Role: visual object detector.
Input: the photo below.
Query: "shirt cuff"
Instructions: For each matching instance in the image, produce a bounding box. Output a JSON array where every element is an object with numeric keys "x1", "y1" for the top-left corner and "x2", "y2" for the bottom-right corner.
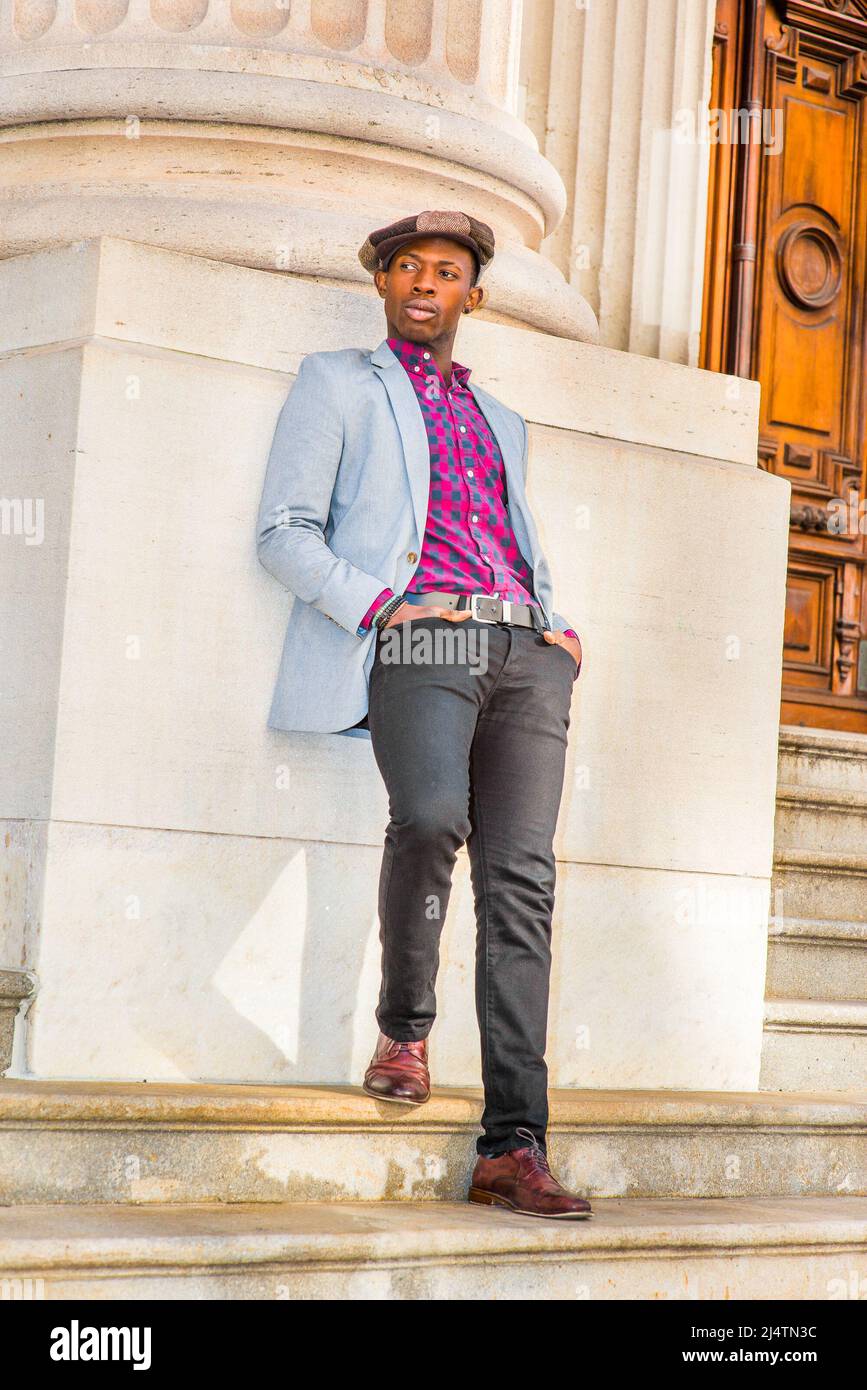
[{"x1": 357, "y1": 588, "x2": 395, "y2": 635}]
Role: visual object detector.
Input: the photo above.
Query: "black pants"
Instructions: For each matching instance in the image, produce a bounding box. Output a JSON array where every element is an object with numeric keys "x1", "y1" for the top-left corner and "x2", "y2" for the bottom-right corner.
[{"x1": 366, "y1": 614, "x2": 577, "y2": 1157}]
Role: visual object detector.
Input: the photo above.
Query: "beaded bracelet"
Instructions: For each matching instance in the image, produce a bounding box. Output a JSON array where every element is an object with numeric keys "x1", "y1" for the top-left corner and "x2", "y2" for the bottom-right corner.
[
  {"x1": 370, "y1": 594, "x2": 397, "y2": 627},
  {"x1": 373, "y1": 593, "x2": 407, "y2": 631},
  {"x1": 368, "y1": 597, "x2": 391, "y2": 628}
]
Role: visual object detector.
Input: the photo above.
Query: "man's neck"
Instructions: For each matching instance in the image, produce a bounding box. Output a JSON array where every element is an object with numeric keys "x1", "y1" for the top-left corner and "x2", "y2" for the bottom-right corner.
[{"x1": 386, "y1": 322, "x2": 458, "y2": 386}]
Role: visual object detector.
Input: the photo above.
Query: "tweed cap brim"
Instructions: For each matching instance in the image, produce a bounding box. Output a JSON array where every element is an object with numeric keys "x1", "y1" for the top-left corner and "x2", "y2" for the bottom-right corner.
[{"x1": 358, "y1": 210, "x2": 495, "y2": 279}]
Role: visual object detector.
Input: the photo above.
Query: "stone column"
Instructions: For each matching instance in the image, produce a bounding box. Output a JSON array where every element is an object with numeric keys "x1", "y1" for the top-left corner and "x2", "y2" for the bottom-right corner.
[
  {"x1": 519, "y1": 0, "x2": 717, "y2": 363},
  {"x1": 0, "y1": 0, "x2": 598, "y2": 340}
]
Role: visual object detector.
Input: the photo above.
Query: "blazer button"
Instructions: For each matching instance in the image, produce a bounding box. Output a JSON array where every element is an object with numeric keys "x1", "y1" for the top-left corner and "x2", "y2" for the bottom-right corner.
[{"x1": 407, "y1": 551, "x2": 418, "y2": 563}]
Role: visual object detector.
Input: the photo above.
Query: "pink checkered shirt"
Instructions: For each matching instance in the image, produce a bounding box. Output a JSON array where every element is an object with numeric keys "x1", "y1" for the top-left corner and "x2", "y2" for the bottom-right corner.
[{"x1": 358, "y1": 335, "x2": 577, "y2": 638}]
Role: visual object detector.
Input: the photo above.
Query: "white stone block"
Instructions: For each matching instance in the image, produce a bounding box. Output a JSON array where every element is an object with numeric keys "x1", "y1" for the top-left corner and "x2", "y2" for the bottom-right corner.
[{"x1": 0, "y1": 238, "x2": 791, "y2": 1089}]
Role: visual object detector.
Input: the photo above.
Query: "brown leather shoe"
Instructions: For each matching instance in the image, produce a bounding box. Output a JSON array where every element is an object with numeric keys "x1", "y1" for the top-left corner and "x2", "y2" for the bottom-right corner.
[
  {"x1": 468, "y1": 1127, "x2": 592, "y2": 1219},
  {"x1": 362, "y1": 1030, "x2": 430, "y2": 1105}
]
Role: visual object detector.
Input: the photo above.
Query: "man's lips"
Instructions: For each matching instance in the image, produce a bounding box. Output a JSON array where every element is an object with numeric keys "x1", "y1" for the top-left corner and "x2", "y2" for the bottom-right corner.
[{"x1": 403, "y1": 302, "x2": 438, "y2": 321}]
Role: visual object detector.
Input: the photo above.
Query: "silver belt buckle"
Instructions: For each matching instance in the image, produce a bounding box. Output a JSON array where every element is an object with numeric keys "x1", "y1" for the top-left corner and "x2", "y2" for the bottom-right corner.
[{"x1": 470, "y1": 593, "x2": 502, "y2": 623}]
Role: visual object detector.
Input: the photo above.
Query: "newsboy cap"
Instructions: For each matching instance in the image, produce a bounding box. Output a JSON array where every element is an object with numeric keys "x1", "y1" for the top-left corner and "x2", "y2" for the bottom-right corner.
[{"x1": 358, "y1": 210, "x2": 495, "y2": 279}]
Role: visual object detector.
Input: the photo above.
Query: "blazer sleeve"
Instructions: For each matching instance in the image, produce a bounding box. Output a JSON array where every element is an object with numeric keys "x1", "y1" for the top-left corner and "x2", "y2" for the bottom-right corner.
[
  {"x1": 256, "y1": 354, "x2": 394, "y2": 638},
  {"x1": 519, "y1": 414, "x2": 580, "y2": 642}
]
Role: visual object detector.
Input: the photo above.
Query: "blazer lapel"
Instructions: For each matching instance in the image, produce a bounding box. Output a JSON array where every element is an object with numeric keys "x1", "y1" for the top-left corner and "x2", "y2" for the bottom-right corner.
[{"x1": 370, "y1": 339, "x2": 431, "y2": 543}]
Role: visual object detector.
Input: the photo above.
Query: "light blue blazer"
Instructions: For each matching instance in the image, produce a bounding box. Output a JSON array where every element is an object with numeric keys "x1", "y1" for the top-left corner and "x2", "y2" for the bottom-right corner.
[{"x1": 256, "y1": 338, "x2": 575, "y2": 739}]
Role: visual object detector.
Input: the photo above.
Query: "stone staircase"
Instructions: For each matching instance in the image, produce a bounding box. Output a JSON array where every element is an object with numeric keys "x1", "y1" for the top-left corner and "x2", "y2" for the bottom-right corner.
[
  {"x1": 762, "y1": 727, "x2": 867, "y2": 1091},
  {"x1": 3, "y1": 725, "x2": 866, "y2": 1299},
  {"x1": 0, "y1": 1079, "x2": 865, "y2": 1298}
]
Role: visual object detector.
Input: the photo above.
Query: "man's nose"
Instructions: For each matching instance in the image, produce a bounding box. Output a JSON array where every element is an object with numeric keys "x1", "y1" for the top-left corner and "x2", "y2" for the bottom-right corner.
[{"x1": 411, "y1": 276, "x2": 436, "y2": 295}]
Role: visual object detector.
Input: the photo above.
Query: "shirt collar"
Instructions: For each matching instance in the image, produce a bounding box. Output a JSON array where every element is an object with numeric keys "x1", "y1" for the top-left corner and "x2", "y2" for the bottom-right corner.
[{"x1": 387, "y1": 335, "x2": 472, "y2": 392}]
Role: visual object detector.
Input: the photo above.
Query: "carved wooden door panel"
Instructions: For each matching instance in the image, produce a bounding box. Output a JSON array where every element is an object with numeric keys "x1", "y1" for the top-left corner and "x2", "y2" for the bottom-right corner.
[{"x1": 702, "y1": 0, "x2": 867, "y2": 731}]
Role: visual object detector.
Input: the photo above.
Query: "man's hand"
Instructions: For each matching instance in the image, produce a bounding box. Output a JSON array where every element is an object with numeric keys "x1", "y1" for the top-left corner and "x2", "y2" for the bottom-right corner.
[
  {"x1": 543, "y1": 629, "x2": 583, "y2": 672},
  {"x1": 381, "y1": 602, "x2": 474, "y2": 628}
]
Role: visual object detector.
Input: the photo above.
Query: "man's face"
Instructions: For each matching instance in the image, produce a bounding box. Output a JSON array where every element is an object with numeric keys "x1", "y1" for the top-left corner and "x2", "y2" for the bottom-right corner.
[{"x1": 375, "y1": 236, "x2": 484, "y2": 346}]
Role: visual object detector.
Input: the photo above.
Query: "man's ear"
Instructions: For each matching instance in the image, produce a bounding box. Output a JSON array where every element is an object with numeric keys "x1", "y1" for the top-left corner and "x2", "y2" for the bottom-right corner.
[
  {"x1": 374, "y1": 269, "x2": 387, "y2": 299},
  {"x1": 466, "y1": 283, "x2": 486, "y2": 312}
]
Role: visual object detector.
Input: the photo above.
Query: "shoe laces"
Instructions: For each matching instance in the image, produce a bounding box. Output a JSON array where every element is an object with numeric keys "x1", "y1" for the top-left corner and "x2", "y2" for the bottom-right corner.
[{"x1": 514, "y1": 1125, "x2": 552, "y2": 1177}]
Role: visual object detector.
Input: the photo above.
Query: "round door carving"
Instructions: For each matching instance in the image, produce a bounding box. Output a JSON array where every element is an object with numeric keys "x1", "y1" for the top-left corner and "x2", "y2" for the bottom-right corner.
[{"x1": 776, "y1": 221, "x2": 842, "y2": 310}]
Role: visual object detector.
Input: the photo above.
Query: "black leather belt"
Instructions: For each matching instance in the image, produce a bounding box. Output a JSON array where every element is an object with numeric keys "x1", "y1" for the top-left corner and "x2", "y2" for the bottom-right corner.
[{"x1": 402, "y1": 590, "x2": 546, "y2": 631}]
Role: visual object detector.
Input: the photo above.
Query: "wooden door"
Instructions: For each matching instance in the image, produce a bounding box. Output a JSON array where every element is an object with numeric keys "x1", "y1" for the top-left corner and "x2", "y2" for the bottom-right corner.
[{"x1": 702, "y1": 0, "x2": 867, "y2": 731}]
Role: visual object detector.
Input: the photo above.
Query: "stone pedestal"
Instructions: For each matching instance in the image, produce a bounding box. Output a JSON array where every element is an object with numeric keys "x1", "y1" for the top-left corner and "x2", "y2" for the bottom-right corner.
[
  {"x1": 0, "y1": 970, "x2": 37, "y2": 1074},
  {"x1": 0, "y1": 235, "x2": 791, "y2": 1089}
]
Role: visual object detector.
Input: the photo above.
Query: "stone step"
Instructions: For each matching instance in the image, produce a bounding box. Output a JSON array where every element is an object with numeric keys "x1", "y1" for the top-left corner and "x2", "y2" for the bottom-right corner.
[
  {"x1": 771, "y1": 855, "x2": 867, "y2": 924},
  {"x1": 766, "y1": 916, "x2": 867, "y2": 1002},
  {"x1": 778, "y1": 726, "x2": 867, "y2": 797},
  {"x1": 774, "y1": 783, "x2": 867, "y2": 857},
  {"x1": 1, "y1": 1080, "x2": 865, "y2": 1204},
  {"x1": 1, "y1": 1196, "x2": 865, "y2": 1300},
  {"x1": 761, "y1": 1001, "x2": 867, "y2": 1091}
]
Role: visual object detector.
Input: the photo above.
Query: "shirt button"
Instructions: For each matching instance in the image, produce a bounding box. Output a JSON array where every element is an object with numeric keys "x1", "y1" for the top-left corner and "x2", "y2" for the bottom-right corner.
[
  {"x1": 423, "y1": 352, "x2": 430, "y2": 359},
  {"x1": 414, "y1": 365, "x2": 421, "y2": 372},
  {"x1": 472, "y1": 514, "x2": 478, "y2": 522},
  {"x1": 467, "y1": 469, "x2": 474, "y2": 477},
  {"x1": 459, "y1": 425, "x2": 467, "y2": 433},
  {"x1": 407, "y1": 551, "x2": 417, "y2": 563}
]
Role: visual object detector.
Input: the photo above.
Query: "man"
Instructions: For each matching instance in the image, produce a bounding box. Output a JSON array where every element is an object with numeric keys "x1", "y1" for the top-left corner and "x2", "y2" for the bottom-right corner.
[{"x1": 256, "y1": 209, "x2": 592, "y2": 1220}]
